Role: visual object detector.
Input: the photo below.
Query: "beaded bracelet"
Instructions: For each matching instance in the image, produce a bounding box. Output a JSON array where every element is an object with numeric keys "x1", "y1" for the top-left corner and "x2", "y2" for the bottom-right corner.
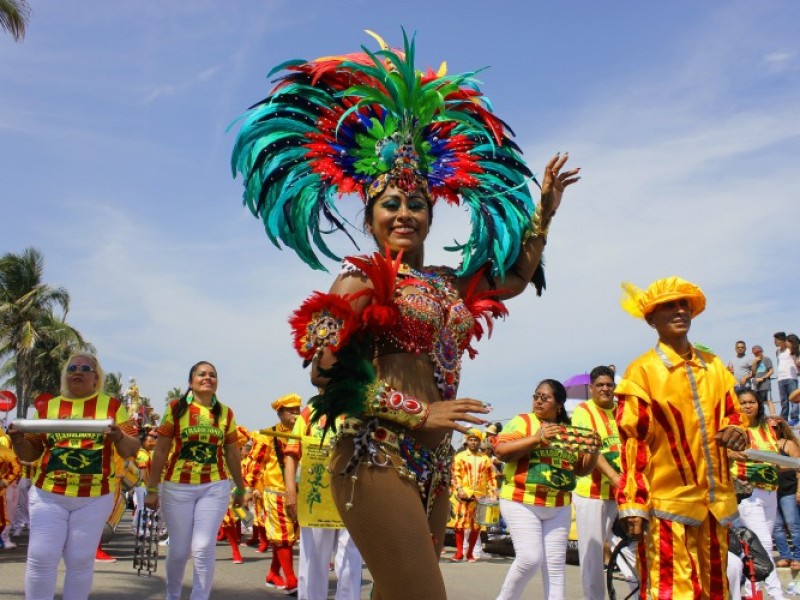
[{"x1": 145, "y1": 485, "x2": 159, "y2": 493}]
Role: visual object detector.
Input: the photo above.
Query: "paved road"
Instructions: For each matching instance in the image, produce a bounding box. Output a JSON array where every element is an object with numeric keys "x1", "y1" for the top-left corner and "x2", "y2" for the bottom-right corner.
[{"x1": 0, "y1": 515, "x2": 636, "y2": 599}]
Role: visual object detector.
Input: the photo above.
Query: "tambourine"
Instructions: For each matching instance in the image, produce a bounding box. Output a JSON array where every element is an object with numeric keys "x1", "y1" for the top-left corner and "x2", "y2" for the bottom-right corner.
[
  {"x1": 546, "y1": 425, "x2": 602, "y2": 455},
  {"x1": 13, "y1": 418, "x2": 113, "y2": 434}
]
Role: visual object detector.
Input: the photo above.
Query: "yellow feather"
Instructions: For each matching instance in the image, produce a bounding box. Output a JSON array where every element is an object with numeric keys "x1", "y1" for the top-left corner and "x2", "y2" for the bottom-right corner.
[
  {"x1": 436, "y1": 61, "x2": 448, "y2": 77},
  {"x1": 364, "y1": 29, "x2": 389, "y2": 50},
  {"x1": 620, "y1": 281, "x2": 645, "y2": 319}
]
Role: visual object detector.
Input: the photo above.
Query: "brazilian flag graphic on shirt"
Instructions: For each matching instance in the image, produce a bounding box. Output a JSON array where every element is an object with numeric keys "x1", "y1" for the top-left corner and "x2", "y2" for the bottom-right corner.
[
  {"x1": 178, "y1": 441, "x2": 218, "y2": 465},
  {"x1": 46, "y1": 447, "x2": 103, "y2": 474},
  {"x1": 526, "y1": 462, "x2": 576, "y2": 491}
]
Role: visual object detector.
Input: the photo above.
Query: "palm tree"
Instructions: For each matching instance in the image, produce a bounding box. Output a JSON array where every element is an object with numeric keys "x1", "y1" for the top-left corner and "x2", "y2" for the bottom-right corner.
[
  {"x1": 104, "y1": 372, "x2": 123, "y2": 397},
  {"x1": 0, "y1": 0, "x2": 30, "y2": 41},
  {"x1": 0, "y1": 248, "x2": 71, "y2": 416},
  {"x1": 0, "y1": 309, "x2": 92, "y2": 410}
]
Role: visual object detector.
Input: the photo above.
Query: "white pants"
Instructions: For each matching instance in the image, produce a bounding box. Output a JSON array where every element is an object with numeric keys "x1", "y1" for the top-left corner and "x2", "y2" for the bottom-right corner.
[
  {"x1": 131, "y1": 486, "x2": 146, "y2": 535},
  {"x1": 25, "y1": 486, "x2": 115, "y2": 600},
  {"x1": 573, "y1": 494, "x2": 616, "y2": 600},
  {"x1": 496, "y1": 499, "x2": 571, "y2": 600},
  {"x1": 13, "y1": 477, "x2": 31, "y2": 531},
  {"x1": 298, "y1": 527, "x2": 362, "y2": 600},
  {"x1": 160, "y1": 480, "x2": 230, "y2": 600},
  {"x1": 738, "y1": 488, "x2": 785, "y2": 600},
  {"x1": 729, "y1": 551, "x2": 744, "y2": 600}
]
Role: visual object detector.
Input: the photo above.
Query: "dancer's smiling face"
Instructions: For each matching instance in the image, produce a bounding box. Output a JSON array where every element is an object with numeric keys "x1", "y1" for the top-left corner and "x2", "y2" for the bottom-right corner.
[{"x1": 366, "y1": 185, "x2": 431, "y2": 258}]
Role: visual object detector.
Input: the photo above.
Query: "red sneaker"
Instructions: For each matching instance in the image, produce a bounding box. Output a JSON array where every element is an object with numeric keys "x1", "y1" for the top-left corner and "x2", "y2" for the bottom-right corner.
[
  {"x1": 265, "y1": 572, "x2": 286, "y2": 589},
  {"x1": 283, "y1": 578, "x2": 298, "y2": 595},
  {"x1": 95, "y1": 548, "x2": 117, "y2": 563},
  {"x1": 451, "y1": 552, "x2": 464, "y2": 562}
]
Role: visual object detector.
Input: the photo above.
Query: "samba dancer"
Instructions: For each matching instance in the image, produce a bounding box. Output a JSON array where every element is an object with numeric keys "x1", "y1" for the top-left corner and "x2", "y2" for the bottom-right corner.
[
  {"x1": 7, "y1": 353, "x2": 139, "y2": 600},
  {"x1": 231, "y1": 30, "x2": 578, "y2": 599}
]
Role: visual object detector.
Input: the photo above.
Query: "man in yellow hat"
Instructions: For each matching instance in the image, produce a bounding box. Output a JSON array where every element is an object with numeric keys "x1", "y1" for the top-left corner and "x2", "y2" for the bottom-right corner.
[
  {"x1": 450, "y1": 428, "x2": 497, "y2": 562},
  {"x1": 243, "y1": 393, "x2": 301, "y2": 593},
  {"x1": 616, "y1": 277, "x2": 748, "y2": 600}
]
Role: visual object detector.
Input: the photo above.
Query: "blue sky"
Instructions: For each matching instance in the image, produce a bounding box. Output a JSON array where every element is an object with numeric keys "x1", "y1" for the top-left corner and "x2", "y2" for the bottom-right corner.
[{"x1": 2, "y1": 1, "x2": 799, "y2": 431}]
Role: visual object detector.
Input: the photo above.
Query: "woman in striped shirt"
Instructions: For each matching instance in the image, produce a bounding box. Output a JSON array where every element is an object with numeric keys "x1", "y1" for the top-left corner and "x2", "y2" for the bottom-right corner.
[
  {"x1": 7, "y1": 352, "x2": 140, "y2": 600},
  {"x1": 493, "y1": 379, "x2": 598, "y2": 600},
  {"x1": 729, "y1": 389, "x2": 786, "y2": 600},
  {"x1": 144, "y1": 360, "x2": 246, "y2": 600}
]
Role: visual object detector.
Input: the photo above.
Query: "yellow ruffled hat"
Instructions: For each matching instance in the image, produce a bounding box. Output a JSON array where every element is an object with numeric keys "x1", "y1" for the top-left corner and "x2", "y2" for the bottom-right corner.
[
  {"x1": 271, "y1": 393, "x2": 302, "y2": 411},
  {"x1": 620, "y1": 277, "x2": 706, "y2": 319},
  {"x1": 465, "y1": 428, "x2": 484, "y2": 442}
]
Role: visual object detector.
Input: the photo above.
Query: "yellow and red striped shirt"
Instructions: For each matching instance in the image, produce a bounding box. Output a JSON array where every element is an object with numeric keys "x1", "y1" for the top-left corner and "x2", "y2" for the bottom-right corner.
[
  {"x1": 32, "y1": 393, "x2": 134, "y2": 497},
  {"x1": 134, "y1": 447, "x2": 152, "y2": 487},
  {"x1": 244, "y1": 425, "x2": 292, "y2": 494},
  {"x1": 159, "y1": 398, "x2": 238, "y2": 485},
  {"x1": 496, "y1": 413, "x2": 579, "y2": 507},
  {"x1": 572, "y1": 400, "x2": 621, "y2": 500},
  {"x1": 731, "y1": 422, "x2": 779, "y2": 492}
]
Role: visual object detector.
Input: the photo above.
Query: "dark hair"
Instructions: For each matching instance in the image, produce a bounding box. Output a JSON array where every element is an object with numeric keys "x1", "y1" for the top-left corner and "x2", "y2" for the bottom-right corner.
[
  {"x1": 172, "y1": 361, "x2": 222, "y2": 423},
  {"x1": 775, "y1": 332, "x2": 787, "y2": 341},
  {"x1": 536, "y1": 378, "x2": 570, "y2": 425},
  {"x1": 590, "y1": 365, "x2": 615, "y2": 384},
  {"x1": 787, "y1": 334, "x2": 800, "y2": 357},
  {"x1": 738, "y1": 389, "x2": 765, "y2": 427},
  {"x1": 735, "y1": 340, "x2": 746, "y2": 347}
]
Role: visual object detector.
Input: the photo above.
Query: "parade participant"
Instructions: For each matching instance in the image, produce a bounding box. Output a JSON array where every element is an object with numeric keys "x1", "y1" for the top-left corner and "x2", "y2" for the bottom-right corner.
[
  {"x1": 143, "y1": 361, "x2": 246, "y2": 600},
  {"x1": 570, "y1": 364, "x2": 629, "y2": 600},
  {"x1": 0, "y1": 434, "x2": 21, "y2": 550},
  {"x1": 284, "y1": 401, "x2": 363, "y2": 600},
  {"x1": 242, "y1": 394, "x2": 300, "y2": 593},
  {"x1": 131, "y1": 428, "x2": 157, "y2": 538},
  {"x1": 218, "y1": 426, "x2": 251, "y2": 565},
  {"x1": 617, "y1": 278, "x2": 749, "y2": 600},
  {"x1": 231, "y1": 30, "x2": 577, "y2": 600},
  {"x1": 729, "y1": 390, "x2": 786, "y2": 599},
  {"x1": 7, "y1": 353, "x2": 139, "y2": 600},
  {"x1": 451, "y1": 428, "x2": 497, "y2": 562},
  {"x1": 493, "y1": 379, "x2": 598, "y2": 600},
  {"x1": 766, "y1": 414, "x2": 800, "y2": 575},
  {"x1": 11, "y1": 458, "x2": 35, "y2": 537},
  {"x1": 240, "y1": 429, "x2": 269, "y2": 553}
]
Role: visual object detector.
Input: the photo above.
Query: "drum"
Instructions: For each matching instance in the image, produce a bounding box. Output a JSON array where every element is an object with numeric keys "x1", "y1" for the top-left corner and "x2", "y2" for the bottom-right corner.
[
  {"x1": 121, "y1": 460, "x2": 141, "y2": 492},
  {"x1": 100, "y1": 492, "x2": 127, "y2": 544},
  {"x1": 475, "y1": 497, "x2": 500, "y2": 527}
]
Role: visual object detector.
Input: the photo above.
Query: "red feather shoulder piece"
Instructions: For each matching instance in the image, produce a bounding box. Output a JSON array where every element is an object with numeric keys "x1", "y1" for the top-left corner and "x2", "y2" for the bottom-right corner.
[
  {"x1": 289, "y1": 291, "x2": 359, "y2": 362},
  {"x1": 346, "y1": 248, "x2": 429, "y2": 331},
  {"x1": 462, "y1": 269, "x2": 509, "y2": 343}
]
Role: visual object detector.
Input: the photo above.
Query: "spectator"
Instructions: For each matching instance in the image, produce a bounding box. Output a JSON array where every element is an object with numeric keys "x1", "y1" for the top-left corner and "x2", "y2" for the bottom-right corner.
[
  {"x1": 752, "y1": 345, "x2": 775, "y2": 414},
  {"x1": 774, "y1": 333, "x2": 799, "y2": 426},
  {"x1": 728, "y1": 341, "x2": 754, "y2": 393}
]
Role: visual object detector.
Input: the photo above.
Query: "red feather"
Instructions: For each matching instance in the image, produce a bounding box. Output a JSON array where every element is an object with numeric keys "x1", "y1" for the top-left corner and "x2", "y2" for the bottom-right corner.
[{"x1": 289, "y1": 291, "x2": 358, "y2": 361}]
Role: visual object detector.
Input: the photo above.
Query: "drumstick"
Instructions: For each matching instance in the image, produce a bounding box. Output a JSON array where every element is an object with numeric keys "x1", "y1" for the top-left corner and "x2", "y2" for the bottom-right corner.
[{"x1": 257, "y1": 428, "x2": 302, "y2": 440}]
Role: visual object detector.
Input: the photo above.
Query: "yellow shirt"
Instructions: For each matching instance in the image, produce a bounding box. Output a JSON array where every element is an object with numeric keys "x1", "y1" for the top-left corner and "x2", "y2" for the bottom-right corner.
[
  {"x1": 244, "y1": 426, "x2": 292, "y2": 494},
  {"x1": 572, "y1": 400, "x2": 621, "y2": 500},
  {"x1": 731, "y1": 422, "x2": 779, "y2": 492},
  {"x1": 32, "y1": 393, "x2": 134, "y2": 497},
  {"x1": 452, "y1": 449, "x2": 496, "y2": 499},
  {"x1": 616, "y1": 342, "x2": 746, "y2": 526},
  {"x1": 159, "y1": 398, "x2": 238, "y2": 485},
  {"x1": 497, "y1": 413, "x2": 579, "y2": 507}
]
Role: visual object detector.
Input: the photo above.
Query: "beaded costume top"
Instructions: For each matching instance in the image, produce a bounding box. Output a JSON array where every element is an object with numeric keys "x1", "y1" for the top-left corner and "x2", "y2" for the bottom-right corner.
[
  {"x1": 342, "y1": 257, "x2": 477, "y2": 400},
  {"x1": 290, "y1": 249, "x2": 507, "y2": 424}
]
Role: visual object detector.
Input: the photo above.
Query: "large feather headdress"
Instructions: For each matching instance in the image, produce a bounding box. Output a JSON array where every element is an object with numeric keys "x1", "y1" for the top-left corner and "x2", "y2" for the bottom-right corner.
[{"x1": 231, "y1": 30, "x2": 537, "y2": 278}]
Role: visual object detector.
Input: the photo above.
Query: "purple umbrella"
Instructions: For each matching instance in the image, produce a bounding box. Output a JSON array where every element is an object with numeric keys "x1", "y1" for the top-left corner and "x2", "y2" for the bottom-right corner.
[{"x1": 563, "y1": 373, "x2": 591, "y2": 400}]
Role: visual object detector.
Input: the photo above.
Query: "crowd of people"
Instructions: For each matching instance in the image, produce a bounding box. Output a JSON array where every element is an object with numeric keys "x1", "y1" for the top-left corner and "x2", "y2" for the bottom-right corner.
[{"x1": 4, "y1": 31, "x2": 800, "y2": 600}]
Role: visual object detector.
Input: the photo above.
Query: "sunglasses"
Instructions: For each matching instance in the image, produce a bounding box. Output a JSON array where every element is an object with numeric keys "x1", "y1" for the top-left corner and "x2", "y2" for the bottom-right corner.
[{"x1": 67, "y1": 364, "x2": 95, "y2": 373}]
